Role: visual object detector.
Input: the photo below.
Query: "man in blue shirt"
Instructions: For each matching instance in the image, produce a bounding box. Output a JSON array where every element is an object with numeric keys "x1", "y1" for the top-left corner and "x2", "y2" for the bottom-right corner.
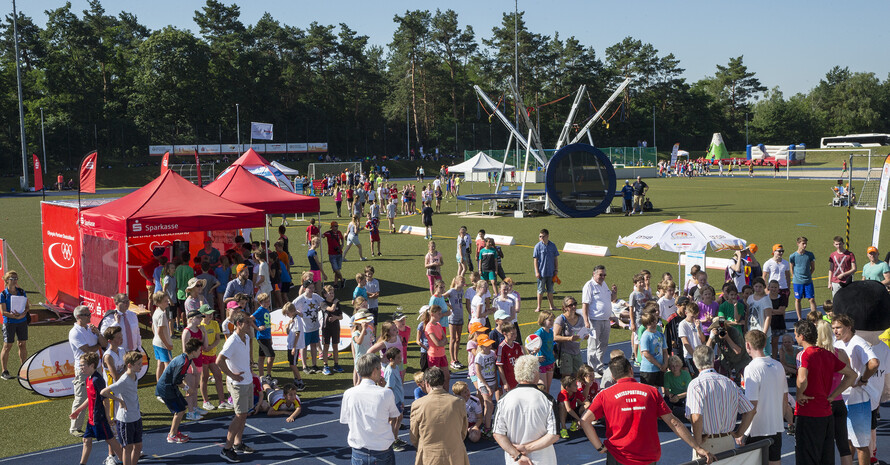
[
  {"x1": 788, "y1": 236, "x2": 816, "y2": 321},
  {"x1": 620, "y1": 180, "x2": 634, "y2": 216},
  {"x1": 532, "y1": 229, "x2": 559, "y2": 313}
]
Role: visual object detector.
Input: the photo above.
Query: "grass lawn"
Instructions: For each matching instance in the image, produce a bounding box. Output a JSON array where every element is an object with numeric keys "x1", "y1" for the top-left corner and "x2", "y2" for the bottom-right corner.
[{"x1": 0, "y1": 171, "x2": 878, "y2": 457}]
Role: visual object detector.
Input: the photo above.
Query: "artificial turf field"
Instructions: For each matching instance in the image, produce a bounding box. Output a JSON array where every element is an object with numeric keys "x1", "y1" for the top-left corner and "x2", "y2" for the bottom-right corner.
[{"x1": 0, "y1": 169, "x2": 887, "y2": 460}]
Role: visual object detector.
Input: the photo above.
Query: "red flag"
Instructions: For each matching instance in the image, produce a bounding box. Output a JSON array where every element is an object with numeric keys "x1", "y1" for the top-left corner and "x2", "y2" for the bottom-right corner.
[
  {"x1": 80, "y1": 151, "x2": 97, "y2": 193},
  {"x1": 32, "y1": 154, "x2": 43, "y2": 191},
  {"x1": 161, "y1": 152, "x2": 170, "y2": 175},
  {"x1": 194, "y1": 149, "x2": 202, "y2": 187}
]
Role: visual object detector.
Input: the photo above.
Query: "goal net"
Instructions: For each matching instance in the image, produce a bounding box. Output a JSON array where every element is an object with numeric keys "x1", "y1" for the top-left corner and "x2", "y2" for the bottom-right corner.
[
  {"x1": 308, "y1": 162, "x2": 362, "y2": 180},
  {"x1": 780, "y1": 148, "x2": 885, "y2": 209},
  {"x1": 168, "y1": 163, "x2": 215, "y2": 186}
]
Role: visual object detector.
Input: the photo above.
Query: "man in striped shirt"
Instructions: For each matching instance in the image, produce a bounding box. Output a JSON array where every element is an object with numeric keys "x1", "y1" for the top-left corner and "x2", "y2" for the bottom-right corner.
[{"x1": 686, "y1": 345, "x2": 756, "y2": 459}]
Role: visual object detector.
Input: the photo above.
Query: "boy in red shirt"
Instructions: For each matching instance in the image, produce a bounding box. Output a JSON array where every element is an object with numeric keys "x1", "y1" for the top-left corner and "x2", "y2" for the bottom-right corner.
[
  {"x1": 70, "y1": 352, "x2": 124, "y2": 465},
  {"x1": 305, "y1": 218, "x2": 319, "y2": 246},
  {"x1": 495, "y1": 324, "x2": 524, "y2": 392},
  {"x1": 365, "y1": 213, "x2": 381, "y2": 256},
  {"x1": 557, "y1": 375, "x2": 585, "y2": 439}
]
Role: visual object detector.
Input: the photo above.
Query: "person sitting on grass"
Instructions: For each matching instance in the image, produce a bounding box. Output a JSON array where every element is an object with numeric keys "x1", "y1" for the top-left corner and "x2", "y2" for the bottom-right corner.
[
  {"x1": 575, "y1": 364, "x2": 600, "y2": 411},
  {"x1": 70, "y1": 352, "x2": 125, "y2": 465},
  {"x1": 557, "y1": 375, "x2": 585, "y2": 439},
  {"x1": 452, "y1": 381, "x2": 483, "y2": 443},
  {"x1": 155, "y1": 338, "x2": 204, "y2": 444}
]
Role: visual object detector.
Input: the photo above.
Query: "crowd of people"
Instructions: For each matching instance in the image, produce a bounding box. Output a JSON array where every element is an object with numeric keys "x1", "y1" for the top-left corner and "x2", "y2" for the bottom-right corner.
[{"x1": 2, "y1": 169, "x2": 889, "y2": 465}]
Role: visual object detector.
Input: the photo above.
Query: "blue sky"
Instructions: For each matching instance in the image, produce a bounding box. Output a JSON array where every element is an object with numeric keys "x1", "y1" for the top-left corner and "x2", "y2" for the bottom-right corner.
[{"x1": 15, "y1": 0, "x2": 890, "y2": 96}]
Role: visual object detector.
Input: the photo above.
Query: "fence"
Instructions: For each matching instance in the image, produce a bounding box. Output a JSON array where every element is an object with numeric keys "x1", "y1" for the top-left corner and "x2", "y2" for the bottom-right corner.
[{"x1": 464, "y1": 146, "x2": 658, "y2": 170}]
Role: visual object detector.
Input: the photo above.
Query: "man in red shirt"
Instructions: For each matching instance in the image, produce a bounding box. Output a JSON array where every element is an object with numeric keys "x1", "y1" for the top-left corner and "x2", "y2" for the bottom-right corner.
[
  {"x1": 322, "y1": 222, "x2": 345, "y2": 289},
  {"x1": 793, "y1": 320, "x2": 857, "y2": 465},
  {"x1": 137, "y1": 248, "x2": 163, "y2": 310},
  {"x1": 827, "y1": 236, "x2": 856, "y2": 297},
  {"x1": 580, "y1": 356, "x2": 714, "y2": 465}
]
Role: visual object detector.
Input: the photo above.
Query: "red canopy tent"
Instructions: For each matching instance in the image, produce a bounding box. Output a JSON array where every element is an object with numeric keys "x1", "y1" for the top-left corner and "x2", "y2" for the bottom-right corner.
[
  {"x1": 204, "y1": 165, "x2": 319, "y2": 214},
  {"x1": 218, "y1": 148, "x2": 295, "y2": 191},
  {"x1": 77, "y1": 170, "x2": 266, "y2": 320}
]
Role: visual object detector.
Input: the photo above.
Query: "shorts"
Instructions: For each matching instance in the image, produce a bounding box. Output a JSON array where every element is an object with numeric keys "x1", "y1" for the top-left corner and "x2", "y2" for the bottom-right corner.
[
  {"x1": 448, "y1": 315, "x2": 464, "y2": 326},
  {"x1": 558, "y1": 351, "x2": 583, "y2": 376},
  {"x1": 640, "y1": 371, "x2": 664, "y2": 387},
  {"x1": 539, "y1": 363, "x2": 554, "y2": 374},
  {"x1": 423, "y1": 220, "x2": 432, "y2": 227},
  {"x1": 153, "y1": 346, "x2": 173, "y2": 363},
  {"x1": 228, "y1": 380, "x2": 254, "y2": 415},
  {"x1": 84, "y1": 420, "x2": 114, "y2": 441},
  {"x1": 310, "y1": 270, "x2": 322, "y2": 282},
  {"x1": 116, "y1": 418, "x2": 144, "y2": 446},
  {"x1": 747, "y1": 432, "x2": 781, "y2": 462},
  {"x1": 257, "y1": 338, "x2": 275, "y2": 357},
  {"x1": 199, "y1": 354, "x2": 216, "y2": 366},
  {"x1": 428, "y1": 355, "x2": 448, "y2": 368},
  {"x1": 329, "y1": 255, "x2": 343, "y2": 271},
  {"x1": 190, "y1": 354, "x2": 204, "y2": 369},
  {"x1": 846, "y1": 400, "x2": 872, "y2": 447},
  {"x1": 481, "y1": 271, "x2": 497, "y2": 281},
  {"x1": 456, "y1": 253, "x2": 465, "y2": 264},
  {"x1": 537, "y1": 277, "x2": 554, "y2": 295},
  {"x1": 770, "y1": 314, "x2": 786, "y2": 332},
  {"x1": 793, "y1": 283, "x2": 815, "y2": 300},
  {"x1": 2, "y1": 321, "x2": 28, "y2": 343},
  {"x1": 346, "y1": 234, "x2": 361, "y2": 246},
  {"x1": 286, "y1": 348, "x2": 301, "y2": 366},
  {"x1": 370, "y1": 232, "x2": 380, "y2": 242},
  {"x1": 368, "y1": 308, "x2": 379, "y2": 326},
  {"x1": 419, "y1": 352, "x2": 428, "y2": 372},
  {"x1": 322, "y1": 324, "x2": 340, "y2": 345},
  {"x1": 161, "y1": 391, "x2": 187, "y2": 414},
  {"x1": 477, "y1": 383, "x2": 493, "y2": 397},
  {"x1": 304, "y1": 330, "x2": 320, "y2": 345}
]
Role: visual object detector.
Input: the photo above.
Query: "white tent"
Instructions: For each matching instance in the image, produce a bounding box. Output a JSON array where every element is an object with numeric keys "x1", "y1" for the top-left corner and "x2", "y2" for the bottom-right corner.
[
  {"x1": 270, "y1": 160, "x2": 299, "y2": 176},
  {"x1": 448, "y1": 151, "x2": 516, "y2": 174}
]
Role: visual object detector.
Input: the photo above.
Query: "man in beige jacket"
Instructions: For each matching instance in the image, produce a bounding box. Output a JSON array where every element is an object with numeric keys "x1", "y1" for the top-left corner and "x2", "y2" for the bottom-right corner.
[{"x1": 409, "y1": 367, "x2": 468, "y2": 465}]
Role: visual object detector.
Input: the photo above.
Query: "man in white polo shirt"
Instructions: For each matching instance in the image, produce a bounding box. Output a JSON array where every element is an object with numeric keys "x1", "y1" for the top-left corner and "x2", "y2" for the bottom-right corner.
[
  {"x1": 493, "y1": 355, "x2": 559, "y2": 465},
  {"x1": 581, "y1": 265, "x2": 615, "y2": 374},
  {"x1": 68, "y1": 305, "x2": 107, "y2": 436},
  {"x1": 742, "y1": 329, "x2": 791, "y2": 465},
  {"x1": 217, "y1": 311, "x2": 255, "y2": 462},
  {"x1": 340, "y1": 353, "x2": 401, "y2": 464}
]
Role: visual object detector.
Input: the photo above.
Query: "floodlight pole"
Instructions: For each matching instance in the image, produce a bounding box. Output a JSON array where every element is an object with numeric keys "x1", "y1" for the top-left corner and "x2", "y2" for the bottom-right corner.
[
  {"x1": 236, "y1": 103, "x2": 241, "y2": 148},
  {"x1": 12, "y1": 0, "x2": 28, "y2": 189},
  {"x1": 40, "y1": 107, "x2": 46, "y2": 172}
]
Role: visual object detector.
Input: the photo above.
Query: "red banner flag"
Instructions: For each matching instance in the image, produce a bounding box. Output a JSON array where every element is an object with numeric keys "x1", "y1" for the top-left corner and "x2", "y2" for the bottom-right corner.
[
  {"x1": 80, "y1": 151, "x2": 97, "y2": 193},
  {"x1": 32, "y1": 154, "x2": 43, "y2": 191},
  {"x1": 161, "y1": 152, "x2": 170, "y2": 175},
  {"x1": 194, "y1": 150, "x2": 202, "y2": 187}
]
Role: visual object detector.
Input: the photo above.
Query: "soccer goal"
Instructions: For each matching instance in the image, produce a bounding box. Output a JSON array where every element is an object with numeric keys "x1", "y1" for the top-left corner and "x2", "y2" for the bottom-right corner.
[
  {"x1": 168, "y1": 163, "x2": 215, "y2": 186},
  {"x1": 790, "y1": 148, "x2": 883, "y2": 210},
  {"x1": 308, "y1": 162, "x2": 362, "y2": 180}
]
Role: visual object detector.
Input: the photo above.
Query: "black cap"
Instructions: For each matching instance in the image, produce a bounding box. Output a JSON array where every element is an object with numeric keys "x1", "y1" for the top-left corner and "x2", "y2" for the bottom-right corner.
[
  {"x1": 187, "y1": 309, "x2": 203, "y2": 319},
  {"x1": 676, "y1": 295, "x2": 689, "y2": 306}
]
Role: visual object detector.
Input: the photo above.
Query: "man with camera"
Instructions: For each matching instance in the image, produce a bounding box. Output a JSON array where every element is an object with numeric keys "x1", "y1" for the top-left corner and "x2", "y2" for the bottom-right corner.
[{"x1": 705, "y1": 316, "x2": 751, "y2": 378}]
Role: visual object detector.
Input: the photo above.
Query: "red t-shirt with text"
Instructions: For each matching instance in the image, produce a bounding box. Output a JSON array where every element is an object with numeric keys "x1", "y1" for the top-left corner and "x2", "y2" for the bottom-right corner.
[
  {"x1": 589, "y1": 378, "x2": 670, "y2": 465},
  {"x1": 496, "y1": 340, "x2": 524, "y2": 389}
]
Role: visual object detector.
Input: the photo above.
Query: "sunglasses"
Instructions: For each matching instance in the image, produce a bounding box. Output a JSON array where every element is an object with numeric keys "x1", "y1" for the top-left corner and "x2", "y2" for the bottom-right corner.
[
  {"x1": 77, "y1": 313, "x2": 91, "y2": 318},
  {"x1": 776, "y1": 250, "x2": 784, "y2": 253},
  {"x1": 566, "y1": 302, "x2": 577, "y2": 307}
]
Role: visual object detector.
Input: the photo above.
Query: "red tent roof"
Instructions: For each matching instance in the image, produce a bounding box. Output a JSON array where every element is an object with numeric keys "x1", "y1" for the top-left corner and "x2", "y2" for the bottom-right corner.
[
  {"x1": 81, "y1": 170, "x2": 266, "y2": 237},
  {"x1": 232, "y1": 148, "x2": 271, "y2": 166},
  {"x1": 204, "y1": 165, "x2": 320, "y2": 214}
]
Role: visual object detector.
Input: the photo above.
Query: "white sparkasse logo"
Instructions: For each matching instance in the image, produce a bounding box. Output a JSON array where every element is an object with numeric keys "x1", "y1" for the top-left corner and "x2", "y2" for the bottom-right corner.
[
  {"x1": 79, "y1": 214, "x2": 95, "y2": 227},
  {"x1": 132, "y1": 220, "x2": 142, "y2": 232},
  {"x1": 84, "y1": 161, "x2": 94, "y2": 170}
]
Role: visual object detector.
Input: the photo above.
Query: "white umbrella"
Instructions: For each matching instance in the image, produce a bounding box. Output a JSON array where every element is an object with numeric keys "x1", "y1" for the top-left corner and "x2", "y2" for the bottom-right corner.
[
  {"x1": 617, "y1": 217, "x2": 747, "y2": 280},
  {"x1": 617, "y1": 216, "x2": 747, "y2": 253}
]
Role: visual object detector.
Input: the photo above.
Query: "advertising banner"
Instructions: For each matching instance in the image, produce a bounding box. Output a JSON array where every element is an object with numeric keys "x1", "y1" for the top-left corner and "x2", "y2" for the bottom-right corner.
[
  {"x1": 221, "y1": 144, "x2": 242, "y2": 155},
  {"x1": 18, "y1": 341, "x2": 149, "y2": 398},
  {"x1": 288, "y1": 143, "x2": 308, "y2": 153},
  {"x1": 197, "y1": 145, "x2": 222, "y2": 155},
  {"x1": 149, "y1": 145, "x2": 173, "y2": 156},
  {"x1": 265, "y1": 143, "x2": 287, "y2": 153},
  {"x1": 173, "y1": 145, "x2": 198, "y2": 155},
  {"x1": 42, "y1": 203, "x2": 82, "y2": 310},
  {"x1": 308, "y1": 142, "x2": 328, "y2": 153},
  {"x1": 683, "y1": 251, "x2": 706, "y2": 290},
  {"x1": 250, "y1": 144, "x2": 266, "y2": 153},
  {"x1": 270, "y1": 309, "x2": 351, "y2": 352},
  {"x1": 872, "y1": 154, "x2": 890, "y2": 248}
]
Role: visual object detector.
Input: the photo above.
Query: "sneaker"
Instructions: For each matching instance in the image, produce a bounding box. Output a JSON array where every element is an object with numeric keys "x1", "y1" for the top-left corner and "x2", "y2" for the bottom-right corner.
[
  {"x1": 233, "y1": 443, "x2": 255, "y2": 454},
  {"x1": 217, "y1": 401, "x2": 233, "y2": 409},
  {"x1": 104, "y1": 455, "x2": 121, "y2": 465},
  {"x1": 0, "y1": 371, "x2": 11, "y2": 380},
  {"x1": 322, "y1": 366, "x2": 332, "y2": 376},
  {"x1": 184, "y1": 411, "x2": 203, "y2": 421},
  {"x1": 202, "y1": 402, "x2": 216, "y2": 411},
  {"x1": 332, "y1": 364, "x2": 344, "y2": 373},
  {"x1": 207, "y1": 375, "x2": 215, "y2": 384},
  {"x1": 167, "y1": 432, "x2": 190, "y2": 444},
  {"x1": 219, "y1": 447, "x2": 240, "y2": 463},
  {"x1": 195, "y1": 407, "x2": 208, "y2": 416},
  {"x1": 569, "y1": 421, "x2": 579, "y2": 432},
  {"x1": 449, "y1": 361, "x2": 459, "y2": 370},
  {"x1": 156, "y1": 396, "x2": 165, "y2": 404},
  {"x1": 559, "y1": 428, "x2": 569, "y2": 439},
  {"x1": 312, "y1": 365, "x2": 321, "y2": 374},
  {"x1": 69, "y1": 430, "x2": 84, "y2": 438},
  {"x1": 295, "y1": 380, "x2": 306, "y2": 391},
  {"x1": 392, "y1": 439, "x2": 407, "y2": 452}
]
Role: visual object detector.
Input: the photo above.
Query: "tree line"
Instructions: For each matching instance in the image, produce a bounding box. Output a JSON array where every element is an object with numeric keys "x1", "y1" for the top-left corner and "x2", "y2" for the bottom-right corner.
[{"x1": 2, "y1": 0, "x2": 889, "y2": 173}]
